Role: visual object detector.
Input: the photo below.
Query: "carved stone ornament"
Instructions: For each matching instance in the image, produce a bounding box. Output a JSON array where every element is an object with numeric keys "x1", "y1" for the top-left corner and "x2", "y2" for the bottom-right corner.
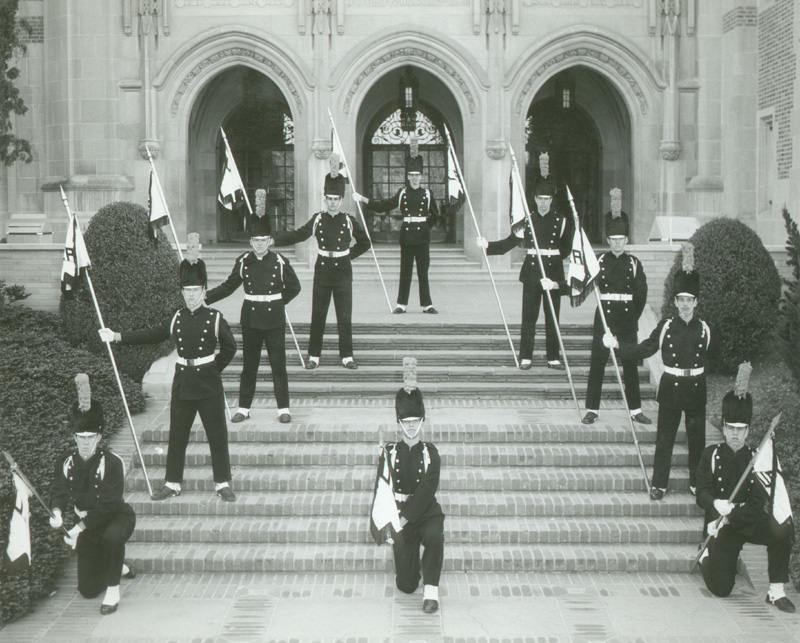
[
  {"x1": 659, "y1": 140, "x2": 682, "y2": 160},
  {"x1": 312, "y1": 138, "x2": 332, "y2": 160},
  {"x1": 139, "y1": 139, "x2": 161, "y2": 160},
  {"x1": 485, "y1": 140, "x2": 507, "y2": 160}
]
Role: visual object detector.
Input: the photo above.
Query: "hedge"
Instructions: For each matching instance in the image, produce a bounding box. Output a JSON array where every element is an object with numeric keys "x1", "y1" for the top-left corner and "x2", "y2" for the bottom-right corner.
[
  {"x1": 661, "y1": 218, "x2": 781, "y2": 374},
  {"x1": 0, "y1": 285, "x2": 145, "y2": 625},
  {"x1": 59, "y1": 201, "x2": 182, "y2": 380},
  {"x1": 779, "y1": 207, "x2": 800, "y2": 383}
]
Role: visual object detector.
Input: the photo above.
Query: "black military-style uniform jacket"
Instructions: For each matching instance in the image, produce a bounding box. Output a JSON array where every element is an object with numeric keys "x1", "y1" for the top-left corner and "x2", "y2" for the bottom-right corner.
[
  {"x1": 206, "y1": 250, "x2": 301, "y2": 331},
  {"x1": 594, "y1": 251, "x2": 647, "y2": 336},
  {"x1": 50, "y1": 447, "x2": 134, "y2": 532},
  {"x1": 272, "y1": 211, "x2": 371, "y2": 287},
  {"x1": 380, "y1": 441, "x2": 444, "y2": 525},
  {"x1": 620, "y1": 315, "x2": 711, "y2": 410},
  {"x1": 696, "y1": 443, "x2": 766, "y2": 537},
  {"x1": 486, "y1": 208, "x2": 573, "y2": 287},
  {"x1": 364, "y1": 186, "x2": 440, "y2": 246},
  {"x1": 120, "y1": 306, "x2": 236, "y2": 401}
]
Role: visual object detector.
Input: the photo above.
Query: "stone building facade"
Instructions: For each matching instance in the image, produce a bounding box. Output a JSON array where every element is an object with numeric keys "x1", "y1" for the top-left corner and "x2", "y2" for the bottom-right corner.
[{"x1": 1, "y1": 0, "x2": 796, "y2": 265}]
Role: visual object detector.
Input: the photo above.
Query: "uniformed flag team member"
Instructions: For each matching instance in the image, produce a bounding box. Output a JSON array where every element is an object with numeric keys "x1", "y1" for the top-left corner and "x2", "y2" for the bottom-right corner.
[
  {"x1": 477, "y1": 176, "x2": 573, "y2": 370},
  {"x1": 608, "y1": 243, "x2": 709, "y2": 500},
  {"x1": 99, "y1": 240, "x2": 238, "y2": 502},
  {"x1": 353, "y1": 139, "x2": 440, "y2": 314},
  {"x1": 376, "y1": 357, "x2": 444, "y2": 614},
  {"x1": 582, "y1": 194, "x2": 650, "y2": 425},
  {"x1": 696, "y1": 364, "x2": 796, "y2": 612},
  {"x1": 49, "y1": 374, "x2": 136, "y2": 615},
  {"x1": 272, "y1": 159, "x2": 371, "y2": 370},
  {"x1": 206, "y1": 191, "x2": 301, "y2": 424}
]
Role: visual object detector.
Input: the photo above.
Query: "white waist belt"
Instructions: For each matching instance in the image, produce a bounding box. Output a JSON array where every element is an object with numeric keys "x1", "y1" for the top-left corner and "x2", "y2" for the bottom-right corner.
[
  {"x1": 403, "y1": 217, "x2": 427, "y2": 223},
  {"x1": 527, "y1": 248, "x2": 560, "y2": 256},
  {"x1": 664, "y1": 366, "x2": 704, "y2": 377},
  {"x1": 244, "y1": 293, "x2": 282, "y2": 302},
  {"x1": 177, "y1": 354, "x2": 216, "y2": 367},
  {"x1": 394, "y1": 492, "x2": 411, "y2": 502},
  {"x1": 600, "y1": 293, "x2": 633, "y2": 302},
  {"x1": 317, "y1": 249, "x2": 349, "y2": 258}
]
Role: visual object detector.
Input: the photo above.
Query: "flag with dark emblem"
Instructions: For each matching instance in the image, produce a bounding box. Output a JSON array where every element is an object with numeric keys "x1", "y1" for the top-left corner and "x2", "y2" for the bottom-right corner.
[
  {"x1": 753, "y1": 432, "x2": 794, "y2": 539},
  {"x1": 218, "y1": 137, "x2": 247, "y2": 210},
  {"x1": 566, "y1": 198, "x2": 601, "y2": 307},
  {"x1": 446, "y1": 143, "x2": 465, "y2": 209},
  {"x1": 148, "y1": 169, "x2": 170, "y2": 239},
  {"x1": 60, "y1": 214, "x2": 91, "y2": 296},
  {"x1": 370, "y1": 447, "x2": 403, "y2": 545},
  {"x1": 508, "y1": 161, "x2": 527, "y2": 239},
  {"x1": 4, "y1": 472, "x2": 32, "y2": 575}
]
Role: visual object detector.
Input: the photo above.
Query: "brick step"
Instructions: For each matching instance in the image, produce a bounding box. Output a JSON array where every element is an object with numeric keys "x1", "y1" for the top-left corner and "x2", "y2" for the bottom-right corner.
[
  {"x1": 125, "y1": 490, "x2": 704, "y2": 518},
  {"x1": 122, "y1": 542, "x2": 698, "y2": 573},
  {"x1": 129, "y1": 465, "x2": 690, "y2": 494},
  {"x1": 138, "y1": 442, "x2": 681, "y2": 468},
  {"x1": 141, "y1": 422, "x2": 662, "y2": 445},
  {"x1": 128, "y1": 515, "x2": 701, "y2": 545}
]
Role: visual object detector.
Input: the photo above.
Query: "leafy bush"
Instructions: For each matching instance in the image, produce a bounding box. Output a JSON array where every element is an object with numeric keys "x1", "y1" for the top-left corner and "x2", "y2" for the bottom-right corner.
[
  {"x1": 59, "y1": 201, "x2": 182, "y2": 380},
  {"x1": 0, "y1": 288, "x2": 145, "y2": 625},
  {"x1": 661, "y1": 218, "x2": 781, "y2": 374},
  {"x1": 779, "y1": 207, "x2": 800, "y2": 382}
]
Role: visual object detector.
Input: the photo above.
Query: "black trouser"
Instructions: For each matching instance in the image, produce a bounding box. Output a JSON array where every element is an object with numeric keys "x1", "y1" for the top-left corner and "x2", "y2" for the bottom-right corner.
[
  {"x1": 585, "y1": 329, "x2": 641, "y2": 411},
  {"x1": 702, "y1": 517, "x2": 792, "y2": 597},
  {"x1": 309, "y1": 280, "x2": 353, "y2": 359},
  {"x1": 393, "y1": 514, "x2": 445, "y2": 593},
  {"x1": 521, "y1": 282, "x2": 561, "y2": 361},
  {"x1": 168, "y1": 394, "x2": 231, "y2": 483},
  {"x1": 397, "y1": 243, "x2": 432, "y2": 307},
  {"x1": 76, "y1": 506, "x2": 136, "y2": 598},
  {"x1": 651, "y1": 405, "x2": 705, "y2": 489},
  {"x1": 240, "y1": 325, "x2": 289, "y2": 409}
]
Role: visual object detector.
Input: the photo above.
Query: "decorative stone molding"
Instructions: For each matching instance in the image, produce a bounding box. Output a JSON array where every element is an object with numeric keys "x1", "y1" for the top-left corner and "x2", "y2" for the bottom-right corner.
[
  {"x1": 344, "y1": 47, "x2": 476, "y2": 114},
  {"x1": 485, "y1": 139, "x2": 507, "y2": 160},
  {"x1": 171, "y1": 47, "x2": 303, "y2": 115},
  {"x1": 516, "y1": 47, "x2": 649, "y2": 115},
  {"x1": 312, "y1": 138, "x2": 332, "y2": 159},
  {"x1": 139, "y1": 139, "x2": 161, "y2": 160},
  {"x1": 659, "y1": 140, "x2": 682, "y2": 160}
]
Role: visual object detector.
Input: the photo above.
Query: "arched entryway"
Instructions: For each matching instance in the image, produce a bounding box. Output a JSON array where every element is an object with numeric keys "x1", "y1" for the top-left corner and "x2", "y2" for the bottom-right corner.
[
  {"x1": 525, "y1": 67, "x2": 631, "y2": 244},
  {"x1": 355, "y1": 66, "x2": 464, "y2": 244},
  {"x1": 187, "y1": 66, "x2": 295, "y2": 242}
]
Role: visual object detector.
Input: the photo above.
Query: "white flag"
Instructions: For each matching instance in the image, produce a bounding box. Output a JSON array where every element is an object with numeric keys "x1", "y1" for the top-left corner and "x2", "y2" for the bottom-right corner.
[
  {"x1": 4, "y1": 473, "x2": 32, "y2": 574},
  {"x1": 753, "y1": 435, "x2": 793, "y2": 527},
  {"x1": 446, "y1": 144, "x2": 465, "y2": 208},
  {"x1": 330, "y1": 128, "x2": 350, "y2": 182},
  {"x1": 369, "y1": 451, "x2": 402, "y2": 545},
  {"x1": 148, "y1": 169, "x2": 170, "y2": 235},
  {"x1": 218, "y1": 142, "x2": 246, "y2": 210},
  {"x1": 61, "y1": 215, "x2": 91, "y2": 296},
  {"x1": 508, "y1": 163, "x2": 527, "y2": 239}
]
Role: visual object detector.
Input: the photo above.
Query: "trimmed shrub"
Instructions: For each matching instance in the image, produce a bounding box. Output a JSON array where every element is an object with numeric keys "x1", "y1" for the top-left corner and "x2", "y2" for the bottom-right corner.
[
  {"x1": 779, "y1": 207, "x2": 800, "y2": 382},
  {"x1": 59, "y1": 201, "x2": 182, "y2": 380},
  {"x1": 0, "y1": 288, "x2": 145, "y2": 625},
  {"x1": 661, "y1": 217, "x2": 781, "y2": 374}
]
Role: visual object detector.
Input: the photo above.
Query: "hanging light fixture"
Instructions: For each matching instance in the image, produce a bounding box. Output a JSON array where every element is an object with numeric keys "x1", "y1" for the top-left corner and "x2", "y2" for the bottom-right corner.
[
  {"x1": 555, "y1": 72, "x2": 575, "y2": 109},
  {"x1": 399, "y1": 66, "x2": 419, "y2": 132}
]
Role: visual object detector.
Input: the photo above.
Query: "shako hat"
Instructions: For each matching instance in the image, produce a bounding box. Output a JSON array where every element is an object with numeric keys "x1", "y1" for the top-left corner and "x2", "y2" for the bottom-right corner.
[
  {"x1": 395, "y1": 357, "x2": 425, "y2": 420},
  {"x1": 70, "y1": 373, "x2": 104, "y2": 434},
  {"x1": 248, "y1": 189, "x2": 272, "y2": 237},
  {"x1": 721, "y1": 362, "x2": 753, "y2": 426},
  {"x1": 179, "y1": 232, "x2": 207, "y2": 288},
  {"x1": 605, "y1": 211, "x2": 629, "y2": 237},
  {"x1": 324, "y1": 173, "x2": 346, "y2": 198},
  {"x1": 533, "y1": 175, "x2": 556, "y2": 197},
  {"x1": 673, "y1": 242, "x2": 700, "y2": 298}
]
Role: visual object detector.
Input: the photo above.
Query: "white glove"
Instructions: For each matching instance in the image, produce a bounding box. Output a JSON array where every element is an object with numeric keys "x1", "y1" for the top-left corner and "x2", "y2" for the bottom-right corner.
[
  {"x1": 352, "y1": 192, "x2": 366, "y2": 204},
  {"x1": 49, "y1": 509, "x2": 63, "y2": 530},
  {"x1": 74, "y1": 507, "x2": 87, "y2": 519},
  {"x1": 713, "y1": 499, "x2": 733, "y2": 516},
  {"x1": 602, "y1": 333, "x2": 619, "y2": 349},
  {"x1": 707, "y1": 516, "x2": 728, "y2": 538},
  {"x1": 98, "y1": 328, "x2": 118, "y2": 343},
  {"x1": 476, "y1": 237, "x2": 488, "y2": 250},
  {"x1": 540, "y1": 278, "x2": 558, "y2": 291},
  {"x1": 64, "y1": 523, "x2": 83, "y2": 549}
]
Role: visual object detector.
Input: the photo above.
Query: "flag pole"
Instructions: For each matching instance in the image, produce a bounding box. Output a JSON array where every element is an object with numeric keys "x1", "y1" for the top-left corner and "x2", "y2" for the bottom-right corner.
[
  {"x1": 2, "y1": 451, "x2": 70, "y2": 536},
  {"x1": 444, "y1": 126, "x2": 519, "y2": 369},
  {"x1": 327, "y1": 109, "x2": 393, "y2": 313},
  {"x1": 144, "y1": 144, "x2": 183, "y2": 262},
  {"x1": 564, "y1": 186, "x2": 649, "y2": 489},
  {"x1": 59, "y1": 187, "x2": 154, "y2": 497},
  {"x1": 694, "y1": 413, "x2": 782, "y2": 564},
  {"x1": 508, "y1": 146, "x2": 580, "y2": 417},
  {"x1": 220, "y1": 130, "x2": 303, "y2": 365}
]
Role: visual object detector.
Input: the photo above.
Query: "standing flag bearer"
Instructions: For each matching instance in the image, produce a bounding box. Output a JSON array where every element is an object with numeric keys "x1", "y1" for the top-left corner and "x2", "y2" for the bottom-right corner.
[
  {"x1": 100, "y1": 236, "x2": 238, "y2": 502},
  {"x1": 353, "y1": 135, "x2": 441, "y2": 314},
  {"x1": 696, "y1": 365, "x2": 795, "y2": 612},
  {"x1": 609, "y1": 243, "x2": 709, "y2": 500},
  {"x1": 582, "y1": 200, "x2": 650, "y2": 425},
  {"x1": 206, "y1": 189, "x2": 301, "y2": 424},
  {"x1": 49, "y1": 374, "x2": 136, "y2": 615},
  {"x1": 272, "y1": 164, "x2": 371, "y2": 370},
  {"x1": 375, "y1": 357, "x2": 444, "y2": 614}
]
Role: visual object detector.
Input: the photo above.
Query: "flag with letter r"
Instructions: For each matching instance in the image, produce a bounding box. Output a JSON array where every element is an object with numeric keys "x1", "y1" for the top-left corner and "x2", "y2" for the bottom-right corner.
[
  {"x1": 567, "y1": 219, "x2": 600, "y2": 307},
  {"x1": 218, "y1": 143, "x2": 246, "y2": 210},
  {"x1": 4, "y1": 472, "x2": 31, "y2": 575},
  {"x1": 60, "y1": 215, "x2": 91, "y2": 296}
]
